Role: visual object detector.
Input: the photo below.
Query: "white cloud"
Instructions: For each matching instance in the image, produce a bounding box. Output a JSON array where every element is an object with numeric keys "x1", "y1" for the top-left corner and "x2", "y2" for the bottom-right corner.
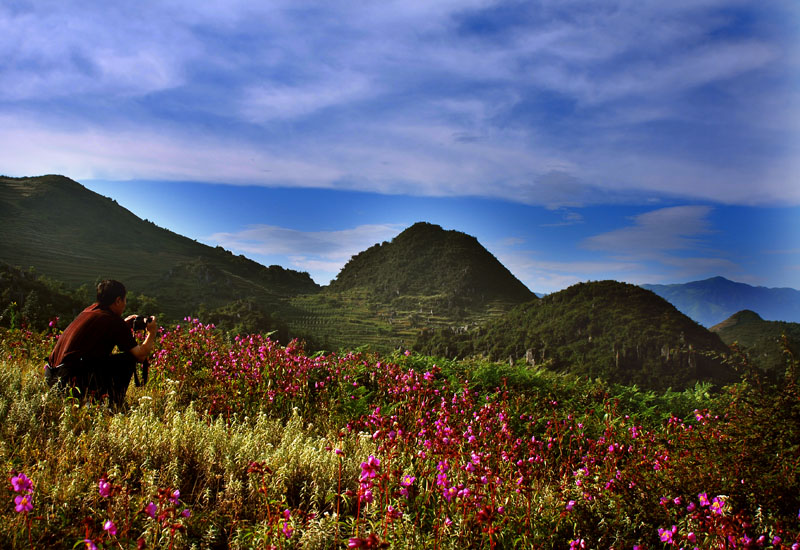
[
  {"x1": 583, "y1": 205, "x2": 715, "y2": 255},
  {"x1": 209, "y1": 223, "x2": 404, "y2": 283}
]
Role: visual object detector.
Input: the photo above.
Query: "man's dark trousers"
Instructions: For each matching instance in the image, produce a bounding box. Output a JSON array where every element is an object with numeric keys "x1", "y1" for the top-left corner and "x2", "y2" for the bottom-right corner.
[{"x1": 46, "y1": 353, "x2": 137, "y2": 406}]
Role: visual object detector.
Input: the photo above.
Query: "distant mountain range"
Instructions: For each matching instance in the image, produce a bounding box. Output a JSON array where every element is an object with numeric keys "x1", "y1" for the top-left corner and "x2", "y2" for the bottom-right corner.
[
  {"x1": 642, "y1": 277, "x2": 800, "y2": 327},
  {"x1": 1, "y1": 174, "x2": 793, "y2": 390}
]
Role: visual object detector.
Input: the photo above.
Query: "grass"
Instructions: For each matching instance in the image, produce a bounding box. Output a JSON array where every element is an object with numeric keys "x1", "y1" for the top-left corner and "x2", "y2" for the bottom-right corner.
[{"x1": 1, "y1": 323, "x2": 799, "y2": 549}]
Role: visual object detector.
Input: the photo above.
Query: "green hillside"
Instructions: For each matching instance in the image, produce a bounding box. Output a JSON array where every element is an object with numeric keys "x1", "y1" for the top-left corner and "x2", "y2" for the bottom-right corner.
[
  {"x1": 415, "y1": 280, "x2": 735, "y2": 389},
  {"x1": 642, "y1": 276, "x2": 800, "y2": 327},
  {"x1": 0, "y1": 175, "x2": 319, "y2": 329},
  {"x1": 711, "y1": 310, "x2": 800, "y2": 379},
  {"x1": 287, "y1": 222, "x2": 536, "y2": 351}
]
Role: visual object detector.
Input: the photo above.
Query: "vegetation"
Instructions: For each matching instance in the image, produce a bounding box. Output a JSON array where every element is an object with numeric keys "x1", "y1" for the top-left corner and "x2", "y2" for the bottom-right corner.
[
  {"x1": 643, "y1": 277, "x2": 800, "y2": 327},
  {"x1": 0, "y1": 175, "x2": 320, "y2": 325},
  {"x1": 2, "y1": 321, "x2": 799, "y2": 549},
  {"x1": 414, "y1": 281, "x2": 736, "y2": 390},
  {"x1": 712, "y1": 310, "x2": 800, "y2": 381}
]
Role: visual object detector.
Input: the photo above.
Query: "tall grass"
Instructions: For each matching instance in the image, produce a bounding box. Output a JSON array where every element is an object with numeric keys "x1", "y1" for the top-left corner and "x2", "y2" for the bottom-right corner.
[{"x1": 1, "y1": 323, "x2": 799, "y2": 549}]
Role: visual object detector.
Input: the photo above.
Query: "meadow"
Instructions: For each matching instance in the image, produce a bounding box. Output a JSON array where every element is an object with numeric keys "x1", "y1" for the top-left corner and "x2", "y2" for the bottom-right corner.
[{"x1": 1, "y1": 321, "x2": 799, "y2": 549}]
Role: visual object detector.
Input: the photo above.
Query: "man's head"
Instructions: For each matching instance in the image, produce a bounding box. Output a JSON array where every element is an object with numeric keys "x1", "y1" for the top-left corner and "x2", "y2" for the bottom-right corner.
[{"x1": 96, "y1": 280, "x2": 127, "y2": 310}]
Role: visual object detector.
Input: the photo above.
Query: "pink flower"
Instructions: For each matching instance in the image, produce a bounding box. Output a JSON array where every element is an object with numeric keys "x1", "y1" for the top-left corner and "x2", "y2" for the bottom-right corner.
[
  {"x1": 400, "y1": 475, "x2": 415, "y2": 487},
  {"x1": 698, "y1": 492, "x2": 710, "y2": 506},
  {"x1": 83, "y1": 539, "x2": 98, "y2": 550},
  {"x1": 145, "y1": 501, "x2": 157, "y2": 519},
  {"x1": 170, "y1": 489, "x2": 180, "y2": 505},
  {"x1": 14, "y1": 494, "x2": 33, "y2": 513},
  {"x1": 11, "y1": 473, "x2": 34, "y2": 494},
  {"x1": 359, "y1": 456, "x2": 381, "y2": 481},
  {"x1": 181, "y1": 508, "x2": 191, "y2": 518},
  {"x1": 282, "y1": 520, "x2": 294, "y2": 538},
  {"x1": 103, "y1": 520, "x2": 117, "y2": 536},
  {"x1": 98, "y1": 479, "x2": 112, "y2": 498},
  {"x1": 566, "y1": 500, "x2": 576, "y2": 511},
  {"x1": 658, "y1": 527, "x2": 674, "y2": 544},
  {"x1": 710, "y1": 496, "x2": 725, "y2": 516}
]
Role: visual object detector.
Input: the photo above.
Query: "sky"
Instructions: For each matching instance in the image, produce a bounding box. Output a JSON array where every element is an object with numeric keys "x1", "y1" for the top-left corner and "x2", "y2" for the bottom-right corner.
[{"x1": 1, "y1": 1, "x2": 799, "y2": 293}]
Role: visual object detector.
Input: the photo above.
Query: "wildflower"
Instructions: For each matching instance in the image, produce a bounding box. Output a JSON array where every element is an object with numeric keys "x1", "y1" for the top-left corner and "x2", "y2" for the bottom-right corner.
[
  {"x1": 14, "y1": 494, "x2": 33, "y2": 513},
  {"x1": 658, "y1": 527, "x2": 675, "y2": 544},
  {"x1": 181, "y1": 508, "x2": 191, "y2": 518},
  {"x1": 282, "y1": 520, "x2": 294, "y2": 538},
  {"x1": 360, "y1": 456, "x2": 381, "y2": 481},
  {"x1": 170, "y1": 489, "x2": 180, "y2": 505},
  {"x1": 710, "y1": 496, "x2": 725, "y2": 516},
  {"x1": 698, "y1": 492, "x2": 710, "y2": 506},
  {"x1": 400, "y1": 474, "x2": 415, "y2": 487},
  {"x1": 10, "y1": 473, "x2": 33, "y2": 494},
  {"x1": 565, "y1": 500, "x2": 576, "y2": 511},
  {"x1": 83, "y1": 539, "x2": 98, "y2": 550},
  {"x1": 569, "y1": 539, "x2": 586, "y2": 549},
  {"x1": 686, "y1": 501, "x2": 696, "y2": 512},
  {"x1": 444, "y1": 517, "x2": 453, "y2": 527},
  {"x1": 103, "y1": 520, "x2": 117, "y2": 536},
  {"x1": 98, "y1": 479, "x2": 112, "y2": 498},
  {"x1": 145, "y1": 501, "x2": 157, "y2": 519}
]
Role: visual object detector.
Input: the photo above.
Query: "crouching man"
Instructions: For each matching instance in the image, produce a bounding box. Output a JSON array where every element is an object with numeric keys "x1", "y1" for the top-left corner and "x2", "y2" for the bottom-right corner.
[{"x1": 45, "y1": 279, "x2": 157, "y2": 406}]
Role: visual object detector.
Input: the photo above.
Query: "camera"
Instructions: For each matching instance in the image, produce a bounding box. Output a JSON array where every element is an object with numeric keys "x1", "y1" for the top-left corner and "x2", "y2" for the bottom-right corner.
[{"x1": 131, "y1": 315, "x2": 152, "y2": 332}]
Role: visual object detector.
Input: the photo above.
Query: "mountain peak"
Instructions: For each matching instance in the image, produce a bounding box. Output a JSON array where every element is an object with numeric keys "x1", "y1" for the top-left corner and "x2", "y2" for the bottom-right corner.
[{"x1": 329, "y1": 222, "x2": 533, "y2": 305}]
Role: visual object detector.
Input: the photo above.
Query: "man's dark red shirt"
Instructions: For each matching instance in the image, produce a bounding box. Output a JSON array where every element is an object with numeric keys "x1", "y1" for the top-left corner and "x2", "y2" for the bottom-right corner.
[{"x1": 48, "y1": 304, "x2": 137, "y2": 366}]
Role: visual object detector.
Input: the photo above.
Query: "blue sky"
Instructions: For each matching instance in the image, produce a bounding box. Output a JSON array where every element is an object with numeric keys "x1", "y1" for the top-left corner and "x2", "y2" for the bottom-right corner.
[{"x1": 1, "y1": 1, "x2": 799, "y2": 293}]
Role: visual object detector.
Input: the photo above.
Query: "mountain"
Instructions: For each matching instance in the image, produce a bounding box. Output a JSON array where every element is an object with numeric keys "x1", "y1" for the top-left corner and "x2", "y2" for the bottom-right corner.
[
  {"x1": 0, "y1": 176, "x2": 533, "y2": 348},
  {"x1": 286, "y1": 222, "x2": 536, "y2": 351},
  {"x1": 711, "y1": 310, "x2": 800, "y2": 379},
  {"x1": 415, "y1": 280, "x2": 735, "y2": 390},
  {"x1": 330, "y1": 222, "x2": 534, "y2": 304},
  {"x1": 642, "y1": 277, "x2": 800, "y2": 327},
  {"x1": 0, "y1": 175, "x2": 319, "y2": 328}
]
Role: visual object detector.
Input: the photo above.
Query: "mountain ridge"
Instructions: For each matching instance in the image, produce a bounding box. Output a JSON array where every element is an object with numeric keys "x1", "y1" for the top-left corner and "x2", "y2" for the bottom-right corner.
[{"x1": 641, "y1": 276, "x2": 800, "y2": 327}]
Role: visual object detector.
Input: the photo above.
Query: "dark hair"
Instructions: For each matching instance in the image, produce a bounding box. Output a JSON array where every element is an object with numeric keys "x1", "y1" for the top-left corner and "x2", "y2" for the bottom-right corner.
[{"x1": 96, "y1": 280, "x2": 127, "y2": 307}]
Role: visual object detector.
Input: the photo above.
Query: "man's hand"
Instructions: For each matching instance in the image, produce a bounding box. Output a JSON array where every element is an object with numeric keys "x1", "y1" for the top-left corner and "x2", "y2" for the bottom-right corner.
[{"x1": 145, "y1": 315, "x2": 157, "y2": 335}]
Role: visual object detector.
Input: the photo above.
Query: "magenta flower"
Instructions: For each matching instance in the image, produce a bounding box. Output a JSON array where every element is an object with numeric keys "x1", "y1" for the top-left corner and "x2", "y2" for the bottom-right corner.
[
  {"x1": 566, "y1": 500, "x2": 576, "y2": 511},
  {"x1": 181, "y1": 508, "x2": 191, "y2": 518},
  {"x1": 103, "y1": 520, "x2": 117, "y2": 536},
  {"x1": 400, "y1": 475, "x2": 415, "y2": 487},
  {"x1": 170, "y1": 489, "x2": 180, "y2": 505},
  {"x1": 145, "y1": 501, "x2": 157, "y2": 519},
  {"x1": 282, "y1": 520, "x2": 294, "y2": 538},
  {"x1": 11, "y1": 473, "x2": 33, "y2": 494},
  {"x1": 14, "y1": 494, "x2": 33, "y2": 513},
  {"x1": 98, "y1": 479, "x2": 112, "y2": 498},
  {"x1": 658, "y1": 527, "x2": 675, "y2": 544},
  {"x1": 710, "y1": 496, "x2": 725, "y2": 516},
  {"x1": 83, "y1": 539, "x2": 98, "y2": 550},
  {"x1": 359, "y1": 455, "x2": 381, "y2": 481},
  {"x1": 698, "y1": 492, "x2": 710, "y2": 506}
]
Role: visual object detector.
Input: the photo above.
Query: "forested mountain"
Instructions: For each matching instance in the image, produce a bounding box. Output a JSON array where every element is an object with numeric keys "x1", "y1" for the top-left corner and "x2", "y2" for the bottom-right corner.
[
  {"x1": 0, "y1": 175, "x2": 319, "y2": 333},
  {"x1": 711, "y1": 310, "x2": 800, "y2": 380},
  {"x1": 329, "y1": 222, "x2": 534, "y2": 305},
  {"x1": 642, "y1": 277, "x2": 800, "y2": 327},
  {"x1": 415, "y1": 280, "x2": 736, "y2": 390}
]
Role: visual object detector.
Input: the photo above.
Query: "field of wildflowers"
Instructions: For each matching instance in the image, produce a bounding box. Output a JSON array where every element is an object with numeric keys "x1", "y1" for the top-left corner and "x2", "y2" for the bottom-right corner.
[{"x1": 1, "y1": 320, "x2": 799, "y2": 549}]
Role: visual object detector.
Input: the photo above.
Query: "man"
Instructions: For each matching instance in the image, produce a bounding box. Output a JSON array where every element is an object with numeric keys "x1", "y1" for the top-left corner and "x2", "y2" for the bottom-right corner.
[{"x1": 46, "y1": 279, "x2": 157, "y2": 405}]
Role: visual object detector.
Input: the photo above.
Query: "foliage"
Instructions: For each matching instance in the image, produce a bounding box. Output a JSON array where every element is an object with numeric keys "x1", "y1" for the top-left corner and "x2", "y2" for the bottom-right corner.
[
  {"x1": 328, "y1": 222, "x2": 534, "y2": 306},
  {"x1": 712, "y1": 310, "x2": 800, "y2": 381},
  {"x1": 1, "y1": 322, "x2": 799, "y2": 549},
  {"x1": 415, "y1": 280, "x2": 737, "y2": 390}
]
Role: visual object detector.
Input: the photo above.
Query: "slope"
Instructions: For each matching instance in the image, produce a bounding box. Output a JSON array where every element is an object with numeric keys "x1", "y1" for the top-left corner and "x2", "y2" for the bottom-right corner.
[
  {"x1": 415, "y1": 280, "x2": 735, "y2": 390},
  {"x1": 287, "y1": 222, "x2": 535, "y2": 351},
  {"x1": 0, "y1": 175, "x2": 320, "y2": 323},
  {"x1": 642, "y1": 277, "x2": 800, "y2": 327},
  {"x1": 711, "y1": 310, "x2": 800, "y2": 379}
]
